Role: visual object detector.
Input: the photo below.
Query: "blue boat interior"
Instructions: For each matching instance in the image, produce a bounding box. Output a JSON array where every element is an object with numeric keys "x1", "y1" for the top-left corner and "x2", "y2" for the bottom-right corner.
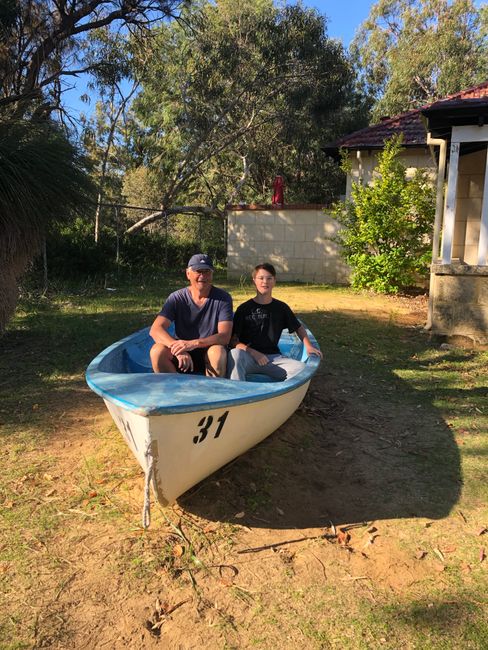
[
  {"x1": 87, "y1": 324, "x2": 320, "y2": 415},
  {"x1": 106, "y1": 326, "x2": 305, "y2": 383}
]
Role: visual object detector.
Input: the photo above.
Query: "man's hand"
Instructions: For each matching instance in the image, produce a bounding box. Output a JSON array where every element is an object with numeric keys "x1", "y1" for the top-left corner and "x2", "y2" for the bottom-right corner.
[
  {"x1": 176, "y1": 352, "x2": 193, "y2": 372},
  {"x1": 170, "y1": 339, "x2": 198, "y2": 356},
  {"x1": 249, "y1": 348, "x2": 269, "y2": 366}
]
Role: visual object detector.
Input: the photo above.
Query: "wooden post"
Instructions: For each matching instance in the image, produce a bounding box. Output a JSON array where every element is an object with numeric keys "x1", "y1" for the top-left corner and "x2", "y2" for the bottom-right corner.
[
  {"x1": 42, "y1": 238, "x2": 48, "y2": 295},
  {"x1": 115, "y1": 206, "x2": 120, "y2": 266}
]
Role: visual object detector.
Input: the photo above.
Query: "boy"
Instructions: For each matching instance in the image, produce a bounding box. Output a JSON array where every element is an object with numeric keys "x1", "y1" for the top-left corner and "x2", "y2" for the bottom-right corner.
[{"x1": 227, "y1": 263, "x2": 322, "y2": 381}]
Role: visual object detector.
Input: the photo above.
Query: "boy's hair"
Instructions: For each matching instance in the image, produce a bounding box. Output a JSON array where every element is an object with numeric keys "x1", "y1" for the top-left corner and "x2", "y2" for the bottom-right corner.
[{"x1": 252, "y1": 263, "x2": 276, "y2": 279}]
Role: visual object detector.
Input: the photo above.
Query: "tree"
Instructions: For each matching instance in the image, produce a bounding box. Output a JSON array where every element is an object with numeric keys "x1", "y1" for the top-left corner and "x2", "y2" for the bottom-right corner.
[
  {"x1": 81, "y1": 27, "x2": 140, "y2": 241},
  {"x1": 351, "y1": 0, "x2": 488, "y2": 120},
  {"x1": 125, "y1": 0, "x2": 366, "y2": 230},
  {"x1": 0, "y1": 0, "x2": 182, "y2": 120},
  {"x1": 0, "y1": 1, "x2": 183, "y2": 333},
  {"x1": 333, "y1": 136, "x2": 436, "y2": 294}
]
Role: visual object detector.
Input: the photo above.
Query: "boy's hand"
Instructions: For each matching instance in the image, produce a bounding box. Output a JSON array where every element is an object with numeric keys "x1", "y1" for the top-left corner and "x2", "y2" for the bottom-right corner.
[
  {"x1": 249, "y1": 348, "x2": 269, "y2": 366},
  {"x1": 306, "y1": 345, "x2": 323, "y2": 359}
]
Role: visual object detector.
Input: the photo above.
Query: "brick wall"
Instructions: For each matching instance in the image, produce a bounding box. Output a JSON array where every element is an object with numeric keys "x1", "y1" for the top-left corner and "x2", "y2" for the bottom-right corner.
[
  {"x1": 226, "y1": 205, "x2": 350, "y2": 284},
  {"x1": 431, "y1": 264, "x2": 488, "y2": 344}
]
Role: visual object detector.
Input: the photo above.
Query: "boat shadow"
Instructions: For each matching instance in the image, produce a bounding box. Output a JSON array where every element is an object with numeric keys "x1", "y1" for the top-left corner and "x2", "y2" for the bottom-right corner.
[{"x1": 180, "y1": 311, "x2": 463, "y2": 529}]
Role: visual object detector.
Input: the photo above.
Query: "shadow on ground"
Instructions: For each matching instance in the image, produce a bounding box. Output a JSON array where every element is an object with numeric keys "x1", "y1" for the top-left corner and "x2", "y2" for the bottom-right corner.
[{"x1": 181, "y1": 310, "x2": 462, "y2": 528}]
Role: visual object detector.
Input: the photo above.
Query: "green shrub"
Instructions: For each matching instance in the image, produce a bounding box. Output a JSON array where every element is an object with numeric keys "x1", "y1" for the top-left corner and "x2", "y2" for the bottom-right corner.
[
  {"x1": 333, "y1": 136, "x2": 436, "y2": 293},
  {"x1": 29, "y1": 215, "x2": 226, "y2": 282}
]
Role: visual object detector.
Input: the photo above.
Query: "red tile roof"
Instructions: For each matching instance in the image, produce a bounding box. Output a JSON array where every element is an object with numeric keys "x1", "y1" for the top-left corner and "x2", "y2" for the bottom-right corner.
[{"x1": 324, "y1": 80, "x2": 488, "y2": 151}]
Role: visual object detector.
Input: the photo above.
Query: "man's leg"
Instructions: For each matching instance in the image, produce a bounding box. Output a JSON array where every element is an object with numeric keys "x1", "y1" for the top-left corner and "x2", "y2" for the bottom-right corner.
[
  {"x1": 205, "y1": 344, "x2": 227, "y2": 377},
  {"x1": 150, "y1": 343, "x2": 177, "y2": 373}
]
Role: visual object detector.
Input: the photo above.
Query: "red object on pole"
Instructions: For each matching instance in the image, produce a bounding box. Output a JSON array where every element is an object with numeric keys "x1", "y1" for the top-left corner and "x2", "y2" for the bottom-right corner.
[{"x1": 272, "y1": 175, "x2": 284, "y2": 206}]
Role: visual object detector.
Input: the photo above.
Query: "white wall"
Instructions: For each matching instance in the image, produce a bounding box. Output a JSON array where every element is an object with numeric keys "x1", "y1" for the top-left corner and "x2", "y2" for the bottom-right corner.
[{"x1": 227, "y1": 205, "x2": 350, "y2": 284}]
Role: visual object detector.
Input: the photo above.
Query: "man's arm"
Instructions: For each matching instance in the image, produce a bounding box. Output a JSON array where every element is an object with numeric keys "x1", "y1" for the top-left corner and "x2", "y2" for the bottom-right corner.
[
  {"x1": 296, "y1": 325, "x2": 323, "y2": 358},
  {"x1": 149, "y1": 314, "x2": 177, "y2": 347}
]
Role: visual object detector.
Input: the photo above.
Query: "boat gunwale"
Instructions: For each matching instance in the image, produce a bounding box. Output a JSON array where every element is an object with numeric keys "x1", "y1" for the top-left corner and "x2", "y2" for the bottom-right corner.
[{"x1": 86, "y1": 325, "x2": 320, "y2": 417}]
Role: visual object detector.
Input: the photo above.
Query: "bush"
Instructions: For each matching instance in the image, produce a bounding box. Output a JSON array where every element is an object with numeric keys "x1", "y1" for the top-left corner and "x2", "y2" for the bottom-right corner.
[
  {"x1": 29, "y1": 215, "x2": 226, "y2": 282},
  {"x1": 333, "y1": 136, "x2": 436, "y2": 294}
]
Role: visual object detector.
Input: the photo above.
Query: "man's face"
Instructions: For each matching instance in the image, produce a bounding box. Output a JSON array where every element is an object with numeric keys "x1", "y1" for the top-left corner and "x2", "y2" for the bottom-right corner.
[
  {"x1": 186, "y1": 267, "x2": 213, "y2": 290},
  {"x1": 253, "y1": 271, "x2": 275, "y2": 295}
]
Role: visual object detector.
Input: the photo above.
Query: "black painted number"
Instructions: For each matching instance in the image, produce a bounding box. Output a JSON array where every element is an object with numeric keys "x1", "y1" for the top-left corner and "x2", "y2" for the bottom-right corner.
[{"x1": 193, "y1": 411, "x2": 229, "y2": 444}]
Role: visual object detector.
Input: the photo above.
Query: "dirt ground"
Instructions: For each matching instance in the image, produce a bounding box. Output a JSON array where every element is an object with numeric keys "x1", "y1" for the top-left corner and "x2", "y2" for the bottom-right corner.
[{"x1": 7, "y1": 292, "x2": 482, "y2": 649}]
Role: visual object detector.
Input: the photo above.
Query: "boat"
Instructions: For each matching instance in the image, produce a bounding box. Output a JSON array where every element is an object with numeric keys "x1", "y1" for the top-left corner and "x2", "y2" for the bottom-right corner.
[{"x1": 85, "y1": 323, "x2": 321, "y2": 526}]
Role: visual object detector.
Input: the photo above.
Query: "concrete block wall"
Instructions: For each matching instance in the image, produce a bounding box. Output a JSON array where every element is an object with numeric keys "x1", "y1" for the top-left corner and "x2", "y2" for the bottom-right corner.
[
  {"x1": 431, "y1": 264, "x2": 488, "y2": 344},
  {"x1": 227, "y1": 205, "x2": 350, "y2": 284}
]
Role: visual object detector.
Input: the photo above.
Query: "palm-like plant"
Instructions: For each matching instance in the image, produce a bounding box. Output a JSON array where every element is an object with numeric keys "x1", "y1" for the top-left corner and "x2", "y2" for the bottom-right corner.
[{"x1": 0, "y1": 119, "x2": 93, "y2": 332}]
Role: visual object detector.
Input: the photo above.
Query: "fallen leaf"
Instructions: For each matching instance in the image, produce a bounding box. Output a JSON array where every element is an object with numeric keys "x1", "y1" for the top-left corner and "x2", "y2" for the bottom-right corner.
[
  {"x1": 172, "y1": 544, "x2": 185, "y2": 558},
  {"x1": 45, "y1": 489, "x2": 56, "y2": 497},
  {"x1": 415, "y1": 549, "x2": 427, "y2": 560},
  {"x1": 433, "y1": 547, "x2": 445, "y2": 562},
  {"x1": 434, "y1": 562, "x2": 445, "y2": 572},
  {"x1": 477, "y1": 527, "x2": 487, "y2": 536},
  {"x1": 441, "y1": 546, "x2": 456, "y2": 554},
  {"x1": 234, "y1": 511, "x2": 245, "y2": 519},
  {"x1": 219, "y1": 564, "x2": 239, "y2": 585},
  {"x1": 3, "y1": 500, "x2": 14, "y2": 509},
  {"x1": 480, "y1": 547, "x2": 486, "y2": 563},
  {"x1": 88, "y1": 491, "x2": 98, "y2": 499},
  {"x1": 337, "y1": 530, "x2": 351, "y2": 546},
  {"x1": 43, "y1": 473, "x2": 54, "y2": 481}
]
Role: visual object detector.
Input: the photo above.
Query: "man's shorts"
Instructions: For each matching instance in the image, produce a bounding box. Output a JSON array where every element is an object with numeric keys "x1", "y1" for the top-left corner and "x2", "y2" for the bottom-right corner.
[{"x1": 172, "y1": 348, "x2": 208, "y2": 375}]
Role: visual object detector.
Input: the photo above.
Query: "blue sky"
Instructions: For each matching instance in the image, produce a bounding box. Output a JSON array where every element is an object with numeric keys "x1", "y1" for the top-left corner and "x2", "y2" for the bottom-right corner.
[{"x1": 301, "y1": 0, "x2": 373, "y2": 45}]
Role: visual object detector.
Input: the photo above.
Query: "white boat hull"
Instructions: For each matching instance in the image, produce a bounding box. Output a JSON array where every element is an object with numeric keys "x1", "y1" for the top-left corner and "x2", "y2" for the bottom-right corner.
[{"x1": 105, "y1": 380, "x2": 309, "y2": 505}]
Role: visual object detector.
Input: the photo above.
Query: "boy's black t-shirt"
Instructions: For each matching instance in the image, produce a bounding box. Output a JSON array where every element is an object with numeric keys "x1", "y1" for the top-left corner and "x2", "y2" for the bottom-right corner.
[{"x1": 232, "y1": 298, "x2": 300, "y2": 354}]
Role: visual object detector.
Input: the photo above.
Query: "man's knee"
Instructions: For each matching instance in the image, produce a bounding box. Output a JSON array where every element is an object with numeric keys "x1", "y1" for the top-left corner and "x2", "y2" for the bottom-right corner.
[
  {"x1": 205, "y1": 344, "x2": 227, "y2": 377},
  {"x1": 150, "y1": 343, "x2": 174, "y2": 373}
]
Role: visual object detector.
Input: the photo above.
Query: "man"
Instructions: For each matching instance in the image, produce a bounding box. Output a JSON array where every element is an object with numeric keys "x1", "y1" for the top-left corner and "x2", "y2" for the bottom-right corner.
[
  {"x1": 228, "y1": 263, "x2": 322, "y2": 381},
  {"x1": 149, "y1": 254, "x2": 233, "y2": 377}
]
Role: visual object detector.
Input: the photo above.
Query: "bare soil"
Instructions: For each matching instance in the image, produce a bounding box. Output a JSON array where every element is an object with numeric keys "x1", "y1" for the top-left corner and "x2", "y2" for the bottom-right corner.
[{"x1": 5, "y1": 292, "x2": 481, "y2": 649}]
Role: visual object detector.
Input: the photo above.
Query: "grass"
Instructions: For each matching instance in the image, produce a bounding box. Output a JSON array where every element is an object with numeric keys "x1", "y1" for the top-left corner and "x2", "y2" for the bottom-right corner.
[{"x1": 0, "y1": 275, "x2": 487, "y2": 648}]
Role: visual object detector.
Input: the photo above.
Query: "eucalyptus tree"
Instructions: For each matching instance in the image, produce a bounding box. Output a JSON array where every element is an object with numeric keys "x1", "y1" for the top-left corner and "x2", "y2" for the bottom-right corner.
[
  {"x1": 126, "y1": 0, "x2": 365, "y2": 230},
  {"x1": 351, "y1": 0, "x2": 488, "y2": 121},
  {"x1": 0, "y1": 0, "x2": 184, "y2": 119}
]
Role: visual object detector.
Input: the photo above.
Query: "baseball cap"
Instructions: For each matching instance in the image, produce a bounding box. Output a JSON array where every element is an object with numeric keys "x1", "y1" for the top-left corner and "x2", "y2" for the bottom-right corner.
[{"x1": 187, "y1": 253, "x2": 214, "y2": 271}]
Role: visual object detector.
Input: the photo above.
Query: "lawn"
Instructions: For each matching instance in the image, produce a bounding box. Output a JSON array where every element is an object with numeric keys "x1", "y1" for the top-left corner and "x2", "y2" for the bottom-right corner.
[{"x1": 0, "y1": 276, "x2": 487, "y2": 649}]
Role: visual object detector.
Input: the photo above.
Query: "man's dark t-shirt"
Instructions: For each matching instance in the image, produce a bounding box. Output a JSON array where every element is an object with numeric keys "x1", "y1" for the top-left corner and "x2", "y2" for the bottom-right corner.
[
  {"x1": 232, "y1": 298, "x2": 300, "y2": 354},
  {"x1": 160, "y1": 286, "x2": 233, "y2": 341}
]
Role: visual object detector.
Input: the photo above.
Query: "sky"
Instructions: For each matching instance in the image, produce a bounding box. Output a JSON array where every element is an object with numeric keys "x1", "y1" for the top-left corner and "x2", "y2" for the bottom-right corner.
[{"x1": 300, "y1": 0, "x2": 373, "y2": 45}]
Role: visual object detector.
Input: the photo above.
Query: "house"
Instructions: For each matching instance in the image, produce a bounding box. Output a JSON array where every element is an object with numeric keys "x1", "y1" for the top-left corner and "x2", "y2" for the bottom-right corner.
[{"x1": 323, "y1": 81, "x2": 488, "y2": 345}]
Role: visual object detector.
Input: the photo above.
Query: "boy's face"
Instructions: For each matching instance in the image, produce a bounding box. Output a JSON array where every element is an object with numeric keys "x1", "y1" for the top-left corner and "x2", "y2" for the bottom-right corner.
[{"x1": 253, "y1": 270, "x2": 276, "y2": 295}]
